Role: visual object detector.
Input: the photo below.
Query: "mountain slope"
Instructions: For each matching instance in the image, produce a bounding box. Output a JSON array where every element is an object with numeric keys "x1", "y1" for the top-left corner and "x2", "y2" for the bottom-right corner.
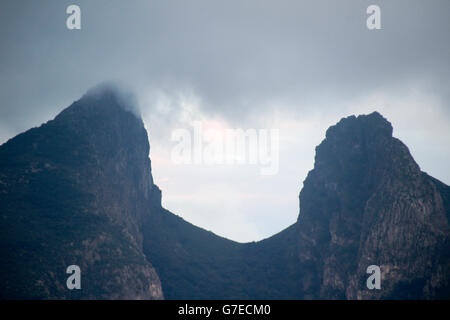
[
  {"x1": 294, "y1": 112, "x2": 450, "y2": 299},
  {"x1": 0, "y1": 87, "x2": 163, "y2": 299}
]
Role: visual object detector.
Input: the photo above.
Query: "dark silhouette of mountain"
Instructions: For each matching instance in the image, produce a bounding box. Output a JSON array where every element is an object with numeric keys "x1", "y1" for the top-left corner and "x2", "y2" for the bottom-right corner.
[
  {"x1": 0, "y1": 86, "x2": 163, "y2": 299},
  {"x1": 1, "y1": 86, "x2": 449, "y2": 299}
]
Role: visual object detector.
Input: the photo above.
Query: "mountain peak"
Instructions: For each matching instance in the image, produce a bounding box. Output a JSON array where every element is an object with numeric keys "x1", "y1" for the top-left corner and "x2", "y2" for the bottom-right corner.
[
  {"x1": 56, "y1": 83, "x2": 141, "y2": 122},
  {"x1": 296, "y1": 111, "x2": 450, "y2": 299},
  {"x1": 325, "y1": 111, "x2": 393, "y2": 142},
  {"x1": 314, "y1": 111, "x2": 397, "y2": 173},
  {"x1": 0, "y1": 85, "x2": 163, "y2": 299}
]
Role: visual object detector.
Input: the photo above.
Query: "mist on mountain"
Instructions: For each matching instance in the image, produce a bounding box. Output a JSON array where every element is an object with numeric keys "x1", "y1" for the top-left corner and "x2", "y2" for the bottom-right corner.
[{"x1": 0, "y1": 87, "x2": 449, "y2": 299}]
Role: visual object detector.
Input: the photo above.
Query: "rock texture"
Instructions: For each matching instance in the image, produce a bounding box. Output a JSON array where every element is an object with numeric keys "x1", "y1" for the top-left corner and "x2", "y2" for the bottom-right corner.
[{"x1": 1, "y1": 86, "x2": 449, "y2": 299}]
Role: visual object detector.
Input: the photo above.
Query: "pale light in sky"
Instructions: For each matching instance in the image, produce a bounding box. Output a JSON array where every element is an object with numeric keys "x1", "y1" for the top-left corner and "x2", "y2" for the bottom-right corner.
[{"x1": 1, "y1": 0, "x2": 449, "y2": 242}]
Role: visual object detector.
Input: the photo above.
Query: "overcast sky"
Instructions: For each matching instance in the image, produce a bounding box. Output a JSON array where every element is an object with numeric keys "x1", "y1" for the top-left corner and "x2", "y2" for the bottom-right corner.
[{"x1": 1, "y1": 0, "x2": 449, "y2": 242}]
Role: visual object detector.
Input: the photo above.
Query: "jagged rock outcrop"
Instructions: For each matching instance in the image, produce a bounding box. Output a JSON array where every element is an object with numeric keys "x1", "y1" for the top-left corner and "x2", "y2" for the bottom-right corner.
[
  {"x1": 1, "y1": 86, "x2": 449, "y2": 299},
  {"x1": 296, "y1": 112, "x2": 450, "y2": 299},
  {"x1": 0, "y1": 86, "x2": 163, "y2": 299}
]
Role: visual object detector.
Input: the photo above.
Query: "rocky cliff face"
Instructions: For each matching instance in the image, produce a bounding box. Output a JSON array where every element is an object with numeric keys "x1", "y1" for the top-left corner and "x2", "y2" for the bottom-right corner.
[
  {"x1": 296, "y1": 112, "x2": 450, "y2": 299},
  {"x1": 1, "y1": 87, "x2": 449, "y2": 299},
  {"x1": 0, "y1": 86, "x2": 163, "y2": 299}
]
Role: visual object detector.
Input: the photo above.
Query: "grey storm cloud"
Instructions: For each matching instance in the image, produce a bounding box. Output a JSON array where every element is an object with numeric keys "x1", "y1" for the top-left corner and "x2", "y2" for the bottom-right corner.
[
  {"x1": 1, "y1": 0, "x2": 449, "y2": 138},
  {"x1": 1, "y1": 0, "x2": 449, "y2": 241}
]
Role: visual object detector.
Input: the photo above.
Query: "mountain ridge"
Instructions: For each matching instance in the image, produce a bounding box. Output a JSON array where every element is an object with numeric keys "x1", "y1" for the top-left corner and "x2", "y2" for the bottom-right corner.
[{"x1": 1, "y1": 87, "x2": 449, "y2": 299}]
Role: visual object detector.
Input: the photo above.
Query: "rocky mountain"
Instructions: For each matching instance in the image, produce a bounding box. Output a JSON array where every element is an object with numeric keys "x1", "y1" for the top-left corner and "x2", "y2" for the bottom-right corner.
[
  {"x1": 295, "y1": 113, "x2": 450, "y2": 299},
  {"x1": 1, "y1": 86, "x2": 449, "y2": 299},
  {"x1": 0, "y1": 87, "x2": 163, "y2": 299}
]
